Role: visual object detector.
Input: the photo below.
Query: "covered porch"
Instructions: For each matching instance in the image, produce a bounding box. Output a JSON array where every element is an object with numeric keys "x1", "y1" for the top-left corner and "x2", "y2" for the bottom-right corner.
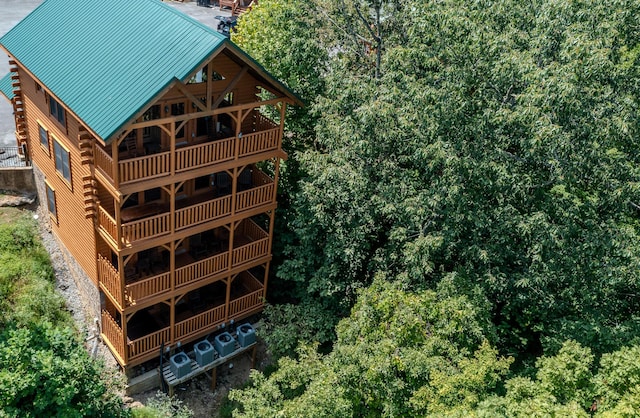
[{"x1": 101, "y1": 269, "x2": 265, "y2": 367}]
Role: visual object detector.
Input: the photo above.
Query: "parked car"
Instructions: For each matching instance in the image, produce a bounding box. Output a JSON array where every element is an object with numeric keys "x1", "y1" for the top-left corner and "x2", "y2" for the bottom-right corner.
[{"x1": 215, "y1": 15, "x2": 238, "y2": 38}]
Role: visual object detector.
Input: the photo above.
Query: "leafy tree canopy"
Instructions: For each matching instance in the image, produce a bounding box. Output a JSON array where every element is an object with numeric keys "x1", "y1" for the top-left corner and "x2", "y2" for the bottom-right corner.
[
  {"x1": 243, "y1": 0, "x2": 640, "y2": 360},
  {"x1": 0, "y1": 210, "x2": 126, "y2": 417},
  {"x1": 230, "y1": 280, "x2": 512, "y2": 417}
]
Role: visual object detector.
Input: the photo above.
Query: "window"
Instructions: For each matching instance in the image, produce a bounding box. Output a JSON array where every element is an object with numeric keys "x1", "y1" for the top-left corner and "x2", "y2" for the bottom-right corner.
[
  {"x1": 38, "y1": 123, "x2": 49, "y2": 153},
  {"x1": 53, "y1": 138, "x2": 71, "y2": 183},
  {"x1": 49, "y1": 96, "x2": 65, "y2": 126},
  {"x1": 45, "y1": 183, "x2": 57, "y2": 220},
  {"x1": 171, "y1": 103, "x2": 186, "y2": 140}
]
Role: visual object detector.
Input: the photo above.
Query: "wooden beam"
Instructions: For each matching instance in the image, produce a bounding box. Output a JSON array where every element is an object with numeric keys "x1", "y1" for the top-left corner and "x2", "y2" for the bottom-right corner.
[
  {"x1": 128, "y1": 97, "x2": 286, "y2": 130},
  {"x1": 211, "y1": 66, "x2": 249, "y2": 110},
  {"x1": 174, "y1": 82, "x2": 208, "y2": 112}
]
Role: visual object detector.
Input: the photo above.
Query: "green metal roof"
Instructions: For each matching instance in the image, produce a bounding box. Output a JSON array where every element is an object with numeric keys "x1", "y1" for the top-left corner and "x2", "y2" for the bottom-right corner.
[
  {"x1": 0, "y1": 73, "x2": 14, "y2": 102},
  {"x1": 0, "y1": 0, "x2": 231, "y2": 142}
]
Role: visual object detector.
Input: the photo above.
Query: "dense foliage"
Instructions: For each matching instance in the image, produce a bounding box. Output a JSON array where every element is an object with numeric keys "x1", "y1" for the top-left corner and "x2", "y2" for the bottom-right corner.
[
  {"x1": 231, "y1": 287, "x2": 640, "y2": 416},
  {"x1": 230, "y1": 0, "x2": 640, "y2": 415},
  {"x1": 237, "y1": 0, "x2": 640, "y2": 356},
  {"x1": 0, "y1": 209, "x2": 126, "y2": 417}
]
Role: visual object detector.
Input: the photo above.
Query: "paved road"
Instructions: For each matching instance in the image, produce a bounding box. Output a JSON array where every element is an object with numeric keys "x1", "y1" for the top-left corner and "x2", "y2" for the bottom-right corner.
[{"x1": 0, "y1": 0, "x2": 230, "y2": 146}]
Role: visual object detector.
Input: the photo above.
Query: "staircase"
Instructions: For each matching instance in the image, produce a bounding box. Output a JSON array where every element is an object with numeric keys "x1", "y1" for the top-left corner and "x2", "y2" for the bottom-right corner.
[
  {"x1": 9, "y1": 61, "x2": 28, "y2": 155},
  {"x1": 79, "y1": 127, "x2": 98, "y2": 219}
]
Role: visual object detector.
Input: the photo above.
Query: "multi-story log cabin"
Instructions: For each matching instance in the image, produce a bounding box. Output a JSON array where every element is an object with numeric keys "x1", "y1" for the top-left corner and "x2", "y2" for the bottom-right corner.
[{"x1": 0, "y1": 0, "x2": 301, "y2": 370}]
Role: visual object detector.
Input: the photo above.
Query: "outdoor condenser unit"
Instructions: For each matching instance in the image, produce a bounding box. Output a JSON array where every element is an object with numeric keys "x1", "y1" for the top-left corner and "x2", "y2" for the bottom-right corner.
[
  {"x1": 194, "y1": 339, "x2": 215, "y2": 367},
  {"x1": 236, "y1": 323, "x2": 256, "y2": 347},
  {"x1": 170, "y1": 352, "x2": 191, "y2": 379},
  {"x1": 214, "y1": 331, "x2": 236, "y2": 357}
]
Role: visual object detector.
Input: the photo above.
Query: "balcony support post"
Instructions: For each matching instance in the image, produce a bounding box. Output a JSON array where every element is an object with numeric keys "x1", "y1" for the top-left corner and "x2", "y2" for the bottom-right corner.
[
  {"x1": 170, "y1": 183, "x2": 176, "y2": 235},
  {"x1": 272, "y1": 158, "x2": 280, "y2": 206},
  {"x1": 267, "y1": 209, "x2": 275, "y2": 256},
  {"x1": 234, "y1": 122, "x2": 240, "y2": 161},
  {"x1": 224, "y1": 276, "x2": 232, "y2": 322},
  {"x1": 170, "y1": 240, "x2": 176, "y2": 293},
  {"x1": 278, "y1": 102, "x2": 287, "y2": 150},
  {"x1": 227, "y1": 220, "x2": 235, "y2": 271},
  {"x1": 118, "y1": 253, "x2": 126, "y2": 307},
  {"x1": 112, "y1": 141, "x2": 119, "y2": 189},
  {"x1": 122, "y1": 312, "x2": 129, "y2": 365},
  {"x1": 230, "y1": 167, "x2": 238, "y2": 217},
  {"x1": 170, "y1": 296, "x2": 176, "y2": 346},
  {"x1": 263, "y1": 260, "x2": 271, "y2": 303}
]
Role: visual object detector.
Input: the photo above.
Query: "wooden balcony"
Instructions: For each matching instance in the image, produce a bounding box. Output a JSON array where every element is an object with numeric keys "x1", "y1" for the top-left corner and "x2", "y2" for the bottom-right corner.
[
  {"x1": 100, "y1": 271, "x2": 264, "y2": 367},
  {"x1": 236, "y1": 168, "x2": 275, "y2": 214},
  {"x1": 229, "y1": 271, "x2": 265, "y2": 318},
  {"x1": 98, "y1": 254, "x2": 123, "y2": 309},
  {"x1": 94, "y1": 116, "x2": 279, "y2": 187},
  {"x1": 97, "y1": 219, "x2": 269, "y2": 308},
  {"x1": 232, "y1": 219, "x2": 269, "y2": 267},
  {"x1": 97, "y1": 172, "x2": 273, "y2": 246}
]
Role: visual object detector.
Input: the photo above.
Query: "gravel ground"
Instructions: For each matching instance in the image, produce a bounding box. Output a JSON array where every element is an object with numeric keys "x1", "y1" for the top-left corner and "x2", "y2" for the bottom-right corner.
[{"x1": 29, "y1": 200, "x2": 120, "y2": 368}]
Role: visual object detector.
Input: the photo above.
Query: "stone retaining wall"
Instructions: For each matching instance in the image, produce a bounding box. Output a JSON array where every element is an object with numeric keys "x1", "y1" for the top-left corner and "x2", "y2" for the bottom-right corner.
[{"x1": 0, "y1": 166, "x2": 35, "y2": 192}]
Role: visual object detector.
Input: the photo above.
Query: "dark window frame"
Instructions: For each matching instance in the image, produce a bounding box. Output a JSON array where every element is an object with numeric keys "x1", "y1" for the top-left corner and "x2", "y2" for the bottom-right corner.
[
  {"x1": 48, "y1": 95, "x2": 66, "y2": 127},
  {"x1": 45, "y1": 182, "x2": 57, "y2": 222},
  {"x1": 53, "y1": 137, "x2": 72, "y2": 185},
  {"x1": 38, "y1": 122, "x2": 49, "y2": 154}
]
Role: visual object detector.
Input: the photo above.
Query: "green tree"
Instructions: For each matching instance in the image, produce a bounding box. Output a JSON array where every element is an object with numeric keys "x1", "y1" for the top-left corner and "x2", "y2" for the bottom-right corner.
[
  {"x1": 0, "y1": 209, "x2": 127, "y2": 417},
  {"x1": 272, "y1": 0, "x2": 640, "y2": 359},
  {"x1": 0, "y1": 324, "x2": 126, "y2": 417},
  {"x1": 229, "y1": 280, "x2": 511, "y2": 417}
]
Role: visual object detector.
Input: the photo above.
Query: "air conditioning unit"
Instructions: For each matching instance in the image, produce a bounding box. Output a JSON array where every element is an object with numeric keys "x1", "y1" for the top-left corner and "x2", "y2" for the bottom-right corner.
[
  {"x1": 214, "y1": 331, "x2": 236, "y2": 357},
  {"x1": 237, "y1": 323, "x2": 256, "y2": 347},
  {"x1": 194, "y1": 339, "x2": 215, "y2": 367},
  {"x1": 170, "y1": 352, "x2": 191, "y2": 379}
]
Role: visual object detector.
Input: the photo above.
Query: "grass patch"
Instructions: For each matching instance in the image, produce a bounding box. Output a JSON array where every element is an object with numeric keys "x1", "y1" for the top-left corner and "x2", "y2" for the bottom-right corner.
[{"x1": 0, "y1": 207, "x2": 128, "y2": 416}]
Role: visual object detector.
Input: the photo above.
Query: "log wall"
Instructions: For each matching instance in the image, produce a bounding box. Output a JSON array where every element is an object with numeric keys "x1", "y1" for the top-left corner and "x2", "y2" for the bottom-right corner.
[{"x1": 19, "y1": 69, "x2": 99, "y2": 283}]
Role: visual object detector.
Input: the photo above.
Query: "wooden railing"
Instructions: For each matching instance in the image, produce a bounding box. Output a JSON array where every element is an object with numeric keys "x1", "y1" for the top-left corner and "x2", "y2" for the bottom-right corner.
[
  {"x1": 175, "y1": 195, "x2": 232, "y2": 230},
  {"x1": 232, "y1": 219, "x2": 269, "y2": 266},
  {"x1": 176, "y1": 138, "x2": 234, "y2": 172},
  {"x1": 175, "y1": 304, "x2": 226, "y2": 342},
  {"x1": 121, "y1": 212, "x2": 171, "y2": 244},
  {"x1": 98, "y1": 255, "x2": 122, "y2": 308},
  {"x1": 101, "y1": 310, "x2": 125, "y2": 361},
  {"x1": 125, "y1": 272, "x2": 171, "y2": 305},
  {"x1": 94, "y1": 145, "x2": 113, "y2": 181},
  {"x1": 256, "y1": 114, "x2": 278, "y2": 131},
  {"x1": 238, "y1": 128, "x2": 279, "y2": 157},
  {"x1": 128, "y1": 327, "x2": 170, "y2": 362},
  {"x1": 232, "y1": 237, "x2": 269, "y2": 267},
  {"x1": 239, "y1": 218, "x2": 269, "y2": 239},
  {"x1": 236, "y1": 183, "x2": 274, "y2": 213},
  {"x1": 99, "y1": 249, "x2": 224, "y2": 307},
  {"x1": 119, "y1": 151, "x2": 171, "y2": 184},
  {"x1": 98, "y1": 207, "x2": 118, "y2": 246},
  {"x1": 94, "y1": 117, "x2": 280, "y2": 188},
  {"x1": 229, "y1": 288, "x2": 264, "y2": 318},
  {"x1": 175, "y1": 252, "x2": 229, "y2": 289}
]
